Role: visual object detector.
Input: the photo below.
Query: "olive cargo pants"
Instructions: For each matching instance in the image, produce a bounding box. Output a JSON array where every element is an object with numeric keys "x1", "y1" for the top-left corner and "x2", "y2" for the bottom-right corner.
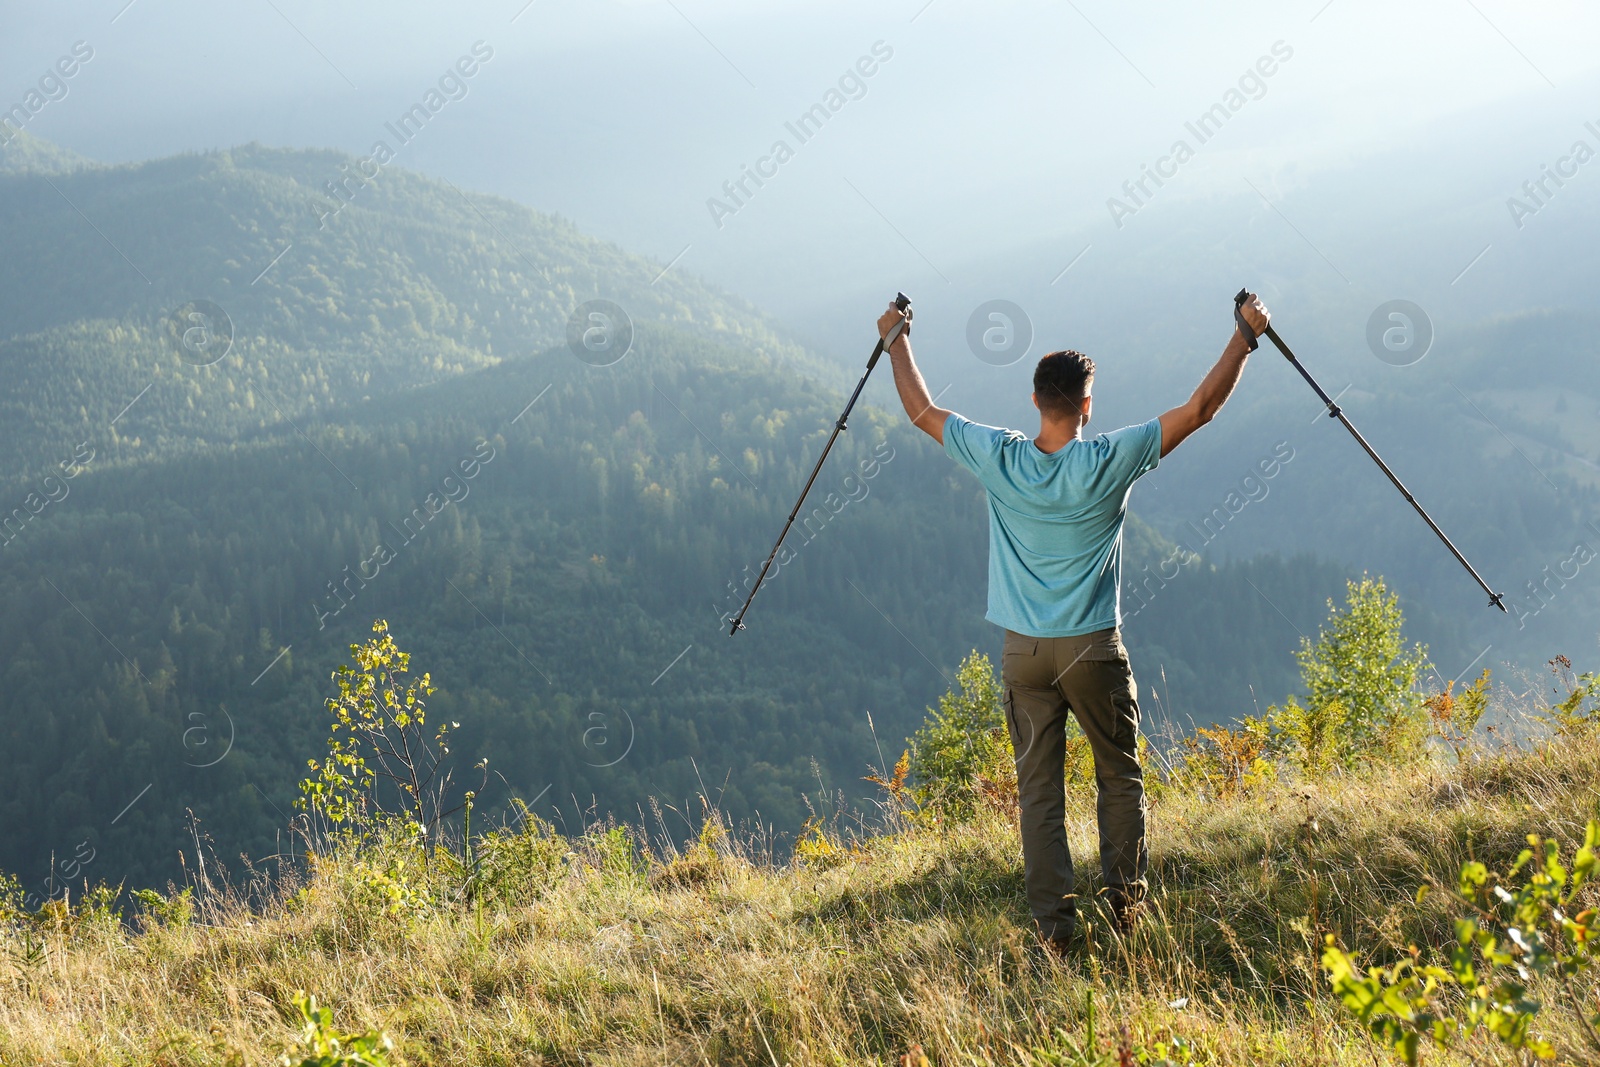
[{"x1": 1000, "y1": 626, "x2": 1147, "y2": 941}]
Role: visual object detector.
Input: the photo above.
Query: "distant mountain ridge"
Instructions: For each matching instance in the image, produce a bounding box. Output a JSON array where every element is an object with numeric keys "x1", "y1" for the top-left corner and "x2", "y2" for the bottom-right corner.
[{"x1": 0, "y1": 129, "x2": 94, "y2": 174}]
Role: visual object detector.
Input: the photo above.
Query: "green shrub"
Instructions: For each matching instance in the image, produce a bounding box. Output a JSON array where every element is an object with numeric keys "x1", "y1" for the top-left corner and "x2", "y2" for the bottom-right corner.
[
  {"x1": 1424, "y1": 670, "x2": 1490, "y2": 759},
  {"x1": 0, "y1": 871, "x2": 27, "y2": 926},
  {"x1": 1170, "y1": 719, "x2": 1276, "y2": 798},
  {"x1": 353, "y1": 854, "x2": 433, "y2": 923},
  {"x1": 1538, "y1": 655, "x2": 1600, "y2": 737},
  {"x1": 304, "y1": 821, "x2": 436, "y2": 932},
  {"x1": 31, "y1": 883, "x2": 124, "y2": 942},
  {"x1": 792, "y1": 817, "x2": 855, "y2": 870},
  {"x1": 280, "y1": 991, "x2": 393, "y2": 1067},
  {"x1": 297, "y1": 620, "x2": 459, "y2": 842},
  {"x1": 1268, "y1": 696, "x2": 1348, "y2": 776},
  {"x1": 131, "y1": 886, "x2": 194, "y2": 930},
  {"x1": 1267, "y1": 577, "x2": 1431, "y2": 771},
  {"x1": 652, "y1": 815, "x2": 732, "y2": 886},
  {"x1": 908, "y1": 651, "x2": 1011, "y2": 820},
  {"x1": 585, "y1": 824, "x2": 648, "y2": 887},
  {"x1": 463, "y1": 809, "x2": 569, "y2": 906}
]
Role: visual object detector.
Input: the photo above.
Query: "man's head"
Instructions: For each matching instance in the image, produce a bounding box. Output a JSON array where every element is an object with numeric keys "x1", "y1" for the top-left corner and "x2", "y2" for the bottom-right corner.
[{"x1": 1032, "y1": 349, "x2": 1095, "y2": 425}]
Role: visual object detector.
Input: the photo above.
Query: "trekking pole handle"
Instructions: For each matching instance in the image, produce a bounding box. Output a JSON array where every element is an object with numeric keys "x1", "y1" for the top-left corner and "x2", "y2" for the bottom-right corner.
[
  {"x1": 868, "y1": 292, "x2": 913, "y2": 370},
  {"x1": 1233, "y1": 288, "x2": 1261, "y2": 351}
]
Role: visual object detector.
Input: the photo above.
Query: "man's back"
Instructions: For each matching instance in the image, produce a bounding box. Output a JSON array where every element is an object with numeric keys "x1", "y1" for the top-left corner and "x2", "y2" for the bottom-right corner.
[{"x1": 943, "y1": 413, "x2": 1162, "y2": 639}]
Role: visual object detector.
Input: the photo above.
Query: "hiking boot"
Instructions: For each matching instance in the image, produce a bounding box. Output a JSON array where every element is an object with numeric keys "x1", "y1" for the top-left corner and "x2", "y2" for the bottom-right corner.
[
  {"x1": 1035, "y1": 915, "x2": 1076, "y2": 959},
  {"x1": 1105, "y1": 887, "x2": 1145, "y2": 936}
]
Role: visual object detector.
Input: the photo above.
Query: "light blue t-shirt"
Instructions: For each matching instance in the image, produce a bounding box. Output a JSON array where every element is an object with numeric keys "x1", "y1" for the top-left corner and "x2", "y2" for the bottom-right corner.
[{"x1": 943, "y1": 413, "x2": 1162, "y2": 638}]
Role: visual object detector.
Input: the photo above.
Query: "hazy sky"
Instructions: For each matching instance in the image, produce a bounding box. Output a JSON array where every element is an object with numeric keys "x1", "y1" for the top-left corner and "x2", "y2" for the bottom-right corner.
[{"x1": 9, "y1": 0, "x2": 1600, "y2": 327}]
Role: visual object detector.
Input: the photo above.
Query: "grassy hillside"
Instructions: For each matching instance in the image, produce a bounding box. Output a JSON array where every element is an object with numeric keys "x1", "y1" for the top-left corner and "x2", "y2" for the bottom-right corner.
[{"x1": 2, "y1": 692, "x2": 1596, "y2": 1065}]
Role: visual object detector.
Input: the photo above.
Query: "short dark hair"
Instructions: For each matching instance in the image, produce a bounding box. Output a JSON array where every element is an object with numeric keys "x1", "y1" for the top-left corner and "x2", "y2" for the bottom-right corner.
[{"x1": 1033, "y1": 350, "x2": 1095, "y2": 417}]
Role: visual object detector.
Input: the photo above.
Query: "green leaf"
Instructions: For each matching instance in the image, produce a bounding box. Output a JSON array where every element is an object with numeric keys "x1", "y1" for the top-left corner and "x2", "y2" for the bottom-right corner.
[{"x1": 1459, "y1": 860, "x2": 1489, "y2": 895}]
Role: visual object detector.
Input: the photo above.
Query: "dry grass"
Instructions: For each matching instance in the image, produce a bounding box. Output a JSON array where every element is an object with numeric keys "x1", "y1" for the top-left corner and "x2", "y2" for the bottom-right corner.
[{"x1": 2, "y1": 736, "x2": 1598, "y2": 1066}]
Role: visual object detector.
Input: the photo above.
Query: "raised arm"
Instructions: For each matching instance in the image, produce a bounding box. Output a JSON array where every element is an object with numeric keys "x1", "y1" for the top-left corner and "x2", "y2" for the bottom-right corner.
[
  {"x1": 878, "y1": 303, "x2": 951, "y2": 444},
  {"x1": 1158, "y1": 292, "x2": 1269, "y2": 458}
]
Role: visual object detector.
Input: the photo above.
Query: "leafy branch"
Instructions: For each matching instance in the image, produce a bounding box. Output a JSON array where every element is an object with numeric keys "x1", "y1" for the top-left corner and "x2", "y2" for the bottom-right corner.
[{"x1": 1324, "y1": 820, "x2": 1600, "y2": 1064}]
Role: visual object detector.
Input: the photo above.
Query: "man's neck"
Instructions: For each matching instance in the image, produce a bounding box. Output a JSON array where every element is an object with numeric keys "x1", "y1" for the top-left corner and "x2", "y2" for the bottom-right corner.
[{"x1": 1033, "y1": 418, "x2": 1082, "y2": 455}]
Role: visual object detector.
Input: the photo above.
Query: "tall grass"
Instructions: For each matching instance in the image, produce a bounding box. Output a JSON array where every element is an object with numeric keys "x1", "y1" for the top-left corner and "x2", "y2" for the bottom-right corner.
[
  {"x1": 1, "y1": 727, "x2": 1596, "y2": 1066},
  {"x1": 4, "y1": 600, "x2": 1595, "y2": 1065}
]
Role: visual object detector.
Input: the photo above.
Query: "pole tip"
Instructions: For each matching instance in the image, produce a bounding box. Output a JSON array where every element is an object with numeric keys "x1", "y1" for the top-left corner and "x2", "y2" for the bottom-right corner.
[{"x1": 1489, "y1": 592, "x2": 1507, "y2": 613}]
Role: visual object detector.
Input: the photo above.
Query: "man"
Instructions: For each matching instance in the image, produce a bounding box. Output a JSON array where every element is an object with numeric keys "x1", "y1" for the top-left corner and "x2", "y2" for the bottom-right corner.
[{"x1": 875, "y1": 291, "x2": 1270, "y2": 952}]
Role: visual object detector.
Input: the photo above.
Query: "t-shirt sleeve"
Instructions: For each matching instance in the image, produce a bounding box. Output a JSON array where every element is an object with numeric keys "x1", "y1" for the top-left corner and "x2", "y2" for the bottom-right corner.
[
  {"x1": 942, "y1": 413, "x2": 1006, "y2": 479},
  {"x1": 1101, "y1": 417, "x2": 1162, "y2": 489}
]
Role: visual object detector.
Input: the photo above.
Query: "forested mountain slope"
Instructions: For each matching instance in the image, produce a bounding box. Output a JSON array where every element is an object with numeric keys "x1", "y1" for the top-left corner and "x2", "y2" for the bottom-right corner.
[{"x1": 0, "y1": 143, "x2": 1365, "y2": 891}]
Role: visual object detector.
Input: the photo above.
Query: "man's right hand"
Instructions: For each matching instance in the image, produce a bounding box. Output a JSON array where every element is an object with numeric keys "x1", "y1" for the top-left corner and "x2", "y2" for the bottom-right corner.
[
  {"x1": 1237, "y1": 292, "x2": 1270, "y2": 340},
  {"x1": 878, "y1": 301, "x2": 950, "y2": 443},
  {"x1": 1158, "y1": 291, "x2": 1265, "y2": 458}
]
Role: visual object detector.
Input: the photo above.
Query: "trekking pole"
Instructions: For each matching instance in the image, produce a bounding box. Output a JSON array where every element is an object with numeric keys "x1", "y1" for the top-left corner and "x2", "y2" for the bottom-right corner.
[
  {"x1": 728, "y1": 292, "x2": 912, "y2": 636},
  {"x1": 1234, "y1": 289, "x2": 1506, "y2": 612}
]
